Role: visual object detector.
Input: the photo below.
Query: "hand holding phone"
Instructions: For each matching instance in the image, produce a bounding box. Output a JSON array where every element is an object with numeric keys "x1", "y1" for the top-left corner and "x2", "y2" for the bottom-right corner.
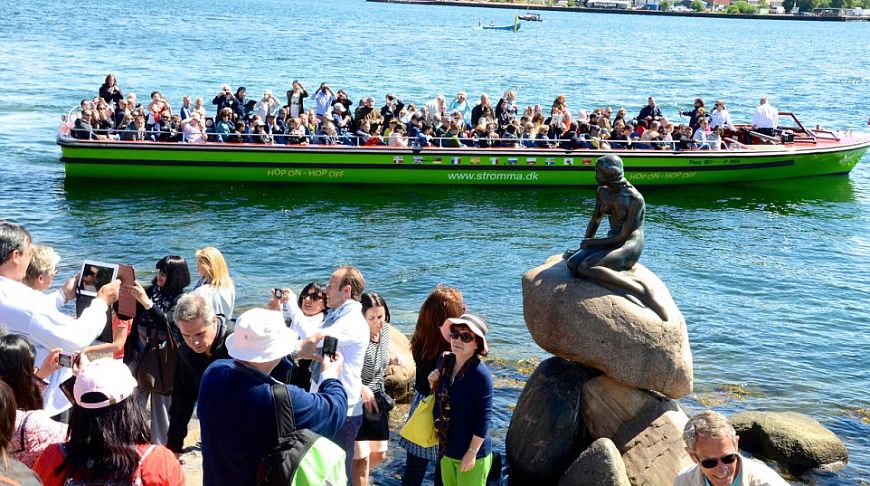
[
  {"x1": 58, "y1": 351, "x2": 78, "y2": 368},
  {"x1": 321, "y1": 336, "x2": 338, "y2": 360}
]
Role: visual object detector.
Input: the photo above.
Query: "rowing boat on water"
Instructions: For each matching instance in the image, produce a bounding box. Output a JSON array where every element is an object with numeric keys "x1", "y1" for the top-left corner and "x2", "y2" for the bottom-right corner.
[{"x1": 57, "y1": 113, "x2": 869, "y2": 186}]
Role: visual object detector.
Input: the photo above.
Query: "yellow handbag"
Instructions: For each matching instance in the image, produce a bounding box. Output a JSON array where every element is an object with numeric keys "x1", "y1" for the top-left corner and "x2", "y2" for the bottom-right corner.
[{"x1": 399, "y1": 395, "x2": 439, "y2": 448}]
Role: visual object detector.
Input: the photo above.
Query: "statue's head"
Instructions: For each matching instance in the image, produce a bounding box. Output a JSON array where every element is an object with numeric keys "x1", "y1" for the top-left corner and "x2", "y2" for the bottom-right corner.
[{"x1": 595, "y1": 155, "x2": 625, "y2": 184}]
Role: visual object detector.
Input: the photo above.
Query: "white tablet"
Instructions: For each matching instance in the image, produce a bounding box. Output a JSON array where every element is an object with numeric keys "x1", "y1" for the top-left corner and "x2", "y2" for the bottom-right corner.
[{"x1": 76, "y1": 260, "x2": 118, "y2": 297}]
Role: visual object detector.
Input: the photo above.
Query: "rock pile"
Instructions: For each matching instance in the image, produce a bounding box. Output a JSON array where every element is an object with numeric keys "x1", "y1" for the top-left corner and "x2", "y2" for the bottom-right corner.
[{"x1": 508, "y1": 255, "x2": 696, "y2": 485}]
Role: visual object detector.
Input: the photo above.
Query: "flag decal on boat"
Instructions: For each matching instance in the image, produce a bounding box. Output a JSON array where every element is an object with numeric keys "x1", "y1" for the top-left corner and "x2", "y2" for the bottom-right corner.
[
  {"x1": 413, "y1": 156, "x2": 423, "y2": 164},
  {"x1": 507, "y1": 157, "x2": 518, "y2": 165},
  {"x1": 582, "y1": 158, "x2": 592, "y2": 165},
  {"x1": 526, "y1": 158, "x2": 537, "y2": 165},
  {"x1": 545, "y1": 158, "x2": 555, "y2": 166},
  {"x1": 490, "y1": 157, "x2": 499, "y2": 165},
  {"x1": 393, "y1": 156, "x2": 404, "y2": 164},
  {"x1": 564, "y1": 158, "x2": 574, "y2": 166},
  {"x1": 432, "y1": 157, "x2": 442, "y2": 164},
  {"x1": 470, "y1": 157, "x2": 480, "y2": 165},
  {"x1": 451, "y1": 157, "x2": 461, "y2": 165}
]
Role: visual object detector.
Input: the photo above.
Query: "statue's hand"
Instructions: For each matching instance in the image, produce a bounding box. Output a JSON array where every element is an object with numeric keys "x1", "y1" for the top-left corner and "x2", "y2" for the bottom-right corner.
[
  {"x1": 563, "y1": 248, "x2": 577, "y2": 259},
  {"x1": 580, "y1": 239, "x2": 594, "y2": 249}
]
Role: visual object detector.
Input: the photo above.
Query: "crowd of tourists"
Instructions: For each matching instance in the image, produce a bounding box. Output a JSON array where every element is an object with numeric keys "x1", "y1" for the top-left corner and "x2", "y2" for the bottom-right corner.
[
  {"x1": 64, "y1": 74, "x2": 782, "y2": 152},
  {"x1": 0, "y1": 220, "x2": 789, "y2": 485}
]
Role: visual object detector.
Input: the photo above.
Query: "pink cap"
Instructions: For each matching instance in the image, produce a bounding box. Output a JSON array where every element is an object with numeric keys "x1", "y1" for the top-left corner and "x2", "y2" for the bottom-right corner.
[{"x1": 73, "y1": 358, "x2": 137, "y2": 409}]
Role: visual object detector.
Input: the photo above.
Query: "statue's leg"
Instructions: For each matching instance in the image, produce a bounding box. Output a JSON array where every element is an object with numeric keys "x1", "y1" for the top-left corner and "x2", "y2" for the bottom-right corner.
[{"x1": 577, "y1": 262, "x2": 669, "y2": 321}]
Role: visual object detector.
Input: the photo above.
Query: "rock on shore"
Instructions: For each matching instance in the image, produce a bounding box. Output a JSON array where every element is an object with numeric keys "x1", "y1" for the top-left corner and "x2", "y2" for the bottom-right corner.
[{"x1": 522, "y1": 255, "x2": 693, "y2": 399}]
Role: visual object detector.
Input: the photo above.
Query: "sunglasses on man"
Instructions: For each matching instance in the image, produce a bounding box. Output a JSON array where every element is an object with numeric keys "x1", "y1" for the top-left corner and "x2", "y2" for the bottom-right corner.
[{"x1": 699, "y1": 453, "x2": 737, "y2": 469}]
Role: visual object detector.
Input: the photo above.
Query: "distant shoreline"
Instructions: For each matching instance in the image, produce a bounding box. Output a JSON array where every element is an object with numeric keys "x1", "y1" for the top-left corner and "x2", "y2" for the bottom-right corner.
[{"x1": 366, "y1": 0, "x2": 869, "y2": 22}]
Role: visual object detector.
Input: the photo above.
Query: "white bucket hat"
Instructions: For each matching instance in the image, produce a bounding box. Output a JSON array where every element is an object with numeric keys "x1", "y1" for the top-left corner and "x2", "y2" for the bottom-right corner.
[{"x1": 226, "y1": 308, "x2": 297, "y2": 363}]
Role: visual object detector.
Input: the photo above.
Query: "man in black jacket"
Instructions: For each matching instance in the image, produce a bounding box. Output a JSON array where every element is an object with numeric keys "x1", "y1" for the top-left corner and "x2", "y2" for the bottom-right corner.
[{"x1": 165, "y1": 292, "x2": 296, "y2": 456}]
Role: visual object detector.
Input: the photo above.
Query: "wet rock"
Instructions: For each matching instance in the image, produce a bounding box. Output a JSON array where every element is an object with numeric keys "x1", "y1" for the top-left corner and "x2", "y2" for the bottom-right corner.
[
  {"x1": 731, "y1": 411, "x2": 848, "y2": 472},
  {"x1": 384, "y1": 326, "x2": 415, "y2": 403},
  {"x1": 581, "y1": 375, "x2": 692, "y2": 485},
  {"x1": 557, "y1": 438, "x2": 630, "y2": 486},
  {"x1": 506, "y1": 357, "x2": 601, "y2": 484},
  {"x1": 522, "y1": 255, "x2": 693, "y2": 399}
]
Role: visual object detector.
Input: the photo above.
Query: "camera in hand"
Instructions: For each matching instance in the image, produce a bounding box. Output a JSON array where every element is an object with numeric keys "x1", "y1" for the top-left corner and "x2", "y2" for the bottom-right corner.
[
  {"x1": 272, "y1": 288, "x2": 283, "y2": 299},
  {"x1": 58, "y1": 351, "x2": 77, "y2": 368},
  {"x1": 321, "y1": 336, "x2": 338, "y2": 360}
]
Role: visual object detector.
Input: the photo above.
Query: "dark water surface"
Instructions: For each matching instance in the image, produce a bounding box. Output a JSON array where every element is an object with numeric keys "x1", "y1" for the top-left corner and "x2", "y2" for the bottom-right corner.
[{"x1": 0, "y1": 0, "x2": 868, "y2": 483}]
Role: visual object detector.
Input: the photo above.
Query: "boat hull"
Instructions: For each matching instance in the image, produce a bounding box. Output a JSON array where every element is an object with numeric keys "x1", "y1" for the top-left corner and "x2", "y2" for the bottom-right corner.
[{"x1": 58, "y1": 138, "x2": 868, "y2": 186}]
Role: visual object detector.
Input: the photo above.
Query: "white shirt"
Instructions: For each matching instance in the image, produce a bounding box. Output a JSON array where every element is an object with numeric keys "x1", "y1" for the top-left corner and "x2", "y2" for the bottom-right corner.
[
  {"x1": 751, "y1": 102, "x2": 778, "y2": 129},
  {"x1": 283, "y1": 289, "x2": 324, "y2": 340},
  {"x1": 710, "y1": 108, "x2": 736, "y2": 131},
  {"x1": 0, "y1": 276, "x2": 108, "y2": 415},
  {"x1": 310, "y1": 300, "x2": 369, "y2": 417}
]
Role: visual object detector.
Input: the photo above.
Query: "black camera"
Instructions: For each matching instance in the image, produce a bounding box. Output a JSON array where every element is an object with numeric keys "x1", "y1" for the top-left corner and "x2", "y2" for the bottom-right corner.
[
  {"x1": 272, "y1": 288, "x2": 283, "y2": 299},
  {"x1": 321, "y1": 336, "x2": 338, "y2": 360}
]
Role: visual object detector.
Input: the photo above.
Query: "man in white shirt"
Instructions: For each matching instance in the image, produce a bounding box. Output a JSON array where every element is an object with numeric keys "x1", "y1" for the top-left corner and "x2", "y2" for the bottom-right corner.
[
  {"x1": 300, "y1": 265, "x2": 369, "y2": 485},
  {"x1": 0, "y1": 221, "x2": 119, "y2": 416},
  {"x1": 751, "y1": 96, "x2": 778, "y2": 136}
]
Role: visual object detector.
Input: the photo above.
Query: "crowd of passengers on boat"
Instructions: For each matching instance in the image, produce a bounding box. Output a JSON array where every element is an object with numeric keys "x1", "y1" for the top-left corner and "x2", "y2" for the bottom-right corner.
[{"x1": 63, "y1": 74, "x2": 770, "y2": 151}]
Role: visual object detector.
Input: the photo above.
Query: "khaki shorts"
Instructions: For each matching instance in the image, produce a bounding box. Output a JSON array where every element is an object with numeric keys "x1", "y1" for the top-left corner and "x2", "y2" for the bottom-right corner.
[{"x1": 353, "y1": 439, "x2": 388, "y2": 459}]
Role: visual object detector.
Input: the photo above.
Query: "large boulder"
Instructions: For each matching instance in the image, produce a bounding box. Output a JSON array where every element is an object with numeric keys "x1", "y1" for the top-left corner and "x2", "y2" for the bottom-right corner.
[
  {"x1": 506, "y1": 357, "x2": 601, "y2": 484},
  {"x1": 522, "y1": 255, "x2": 693, "y2": 399},
  {"x1": 384, "y1": 326, "x2": 415, "y2": 403},
  {"x1": 730, "y1": 411, "x2": 848, "y2": 472},
  {"x1": 557, "y1": 438, "x2": 631, "y2": 486},
  {"x1": 581, "y1": 375, "x2": 693, "y2": 485}
]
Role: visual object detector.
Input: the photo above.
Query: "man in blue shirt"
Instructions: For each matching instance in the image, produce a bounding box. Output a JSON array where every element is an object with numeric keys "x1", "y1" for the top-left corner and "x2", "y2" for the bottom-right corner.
[{"x1": 198, "y1": 308, "x2": 348, "y2": 486}]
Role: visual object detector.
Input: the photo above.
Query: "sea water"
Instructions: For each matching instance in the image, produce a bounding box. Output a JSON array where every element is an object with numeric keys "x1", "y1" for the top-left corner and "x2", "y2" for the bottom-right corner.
[{"x1": 0, "y1": 0, "x2": 868, "y2": 483}]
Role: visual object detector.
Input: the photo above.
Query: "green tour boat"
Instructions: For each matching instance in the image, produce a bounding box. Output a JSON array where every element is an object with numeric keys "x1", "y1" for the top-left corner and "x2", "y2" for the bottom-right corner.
[{"x1": 58, "y1": 112, "x2": 869, "y2": 186}]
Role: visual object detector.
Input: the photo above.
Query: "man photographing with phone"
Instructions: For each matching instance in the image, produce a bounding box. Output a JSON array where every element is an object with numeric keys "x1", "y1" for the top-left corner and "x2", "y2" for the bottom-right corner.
[{"x1": 0, "y1": 221, "x2": 120, "y2": 418}]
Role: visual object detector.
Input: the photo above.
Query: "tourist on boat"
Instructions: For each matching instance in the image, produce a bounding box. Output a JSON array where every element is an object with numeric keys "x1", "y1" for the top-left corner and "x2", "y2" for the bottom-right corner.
[
  {"x1": 33, "y1": 358, "x2": 185, "y2": 486},
  {"x1": 500, "y1": 123, "x2": 521, "y2": 148},
  {"x1": 152, "y1": 113, "x2": 182, "y2": 143},
  {"x1": 356, "y1": 97, "x2": 384, "y2": 133},
  {"x1": 389, "y1": 125, "x2": 408, "y2": 147},
  {"x1": 448, "y1": 91, "x2": 471, "y2": 128},
  {"x1": 121, "y1": 114, "x2": 147, "y2": 141},
  {"x1": 254, "y1": 89, "x2": 282, "y2": 120},
  {"x1": 313, "y1": 82, "x2": 336, "y2": 118},
  {"x1": 113, "y1": 98, "x2": 130, "y2": 129},
  {"x1": 99, "y1": 73, "x2": 123, "y2": 107},
  {"x1": 399, "y1": 285, "x2": 465, "y2": 486},
  {"x1": 228, "y1": 120, "x2": 246, "y2": 144},
  {"x1": 266, "y1": 113, "x2": 286, "y2": 144},
  {"x1": 550, "y1": 95, "x2": 571, "y2": 133},
  {"x1": 72, "y1": 109, "x2": 108, "y2": 141},
  {"x1": 0, "y1": 333, "x2": 68, "y2": 468},
  {"x1": 214, "y1": 107, "x2": 234, "y2": 143},
  {"x1": 332, "y1": 103, "x2": 353, "y2": 136},
  {"x1": 212, "y1": 84, "x2": 240, "y2": 118},
  {"x1": 751, "y1": 96, "x2": 778, "y2": 136},
  {"x1": 353, "y1": 292, "x2": 399, "y2": 486},
  {"x1": 693, "y1": 118, "x2": 717, "y2": 149},
  {"x1": 470, "y1": 94, "x2": 492, "y2": 128},
  {"x1": 316, "y1": 122, "x2": 339, "y2": 145},
  {"x1": 413, "y1": 123, "x2": 434, "y2": 148},
  {"x1": 179, "y1": 95, "x2": 192, "y2": 121},
  {"x1": 365, "y1": 125, "x2": 386, "y2": 146},
  {"x1": 495, "y1": 90, "x2": 518, "y2": 130},
  {"x1": 146, "y1": 91, "x2": 172, "y2": 129},
  {"x1": 286, "y1": 80, "x2": 309, "y2": 118},
  {"x1": 235, "y1": 86, "x2": 255, "y2": 119},
  {"x1": 252, "y1": 120, "x2": 274, "y2": 144},
  {"x1": 193, "y1": 246, "x2": 235, "y2": 320},
  {"x1": 335, "y1": 89, "x2": 354, "y2": 114},
  {"x1": 424, "y1": 95, "x2": 447, "y2": 124},
  {"x1": 679, "y1": 98, "x2": 706, "y2": 131},
  {"x1": 442, "y1": 122, "x2": 464, "y2": 148},
  {"x1": 430, "y1": 314, "x2": 494, "y2": 486},
  {"x1": 381, "y1": 93, "x2": 405, "y2": 126},
  {"x1": 192, "y1": 96, "x2": 206, "y2": 120},
  {"x1": 126, "y1": 92, "x2": 140, "y2": 113},
  {"x1": 181, "y1": 115, "x2": 207, "y2": 143},
  {"x1": 92, "y1": 99, "x2": 115, "y2": 137},
  {"x1": 676, "y1": 124, "x2": 695, "y2": 150},
  {"x1": 637, "y1": 96, "x2": 662, "y2": 123},
  {"x1": 285, "y1": 117, "x2": 309, "y2": 145},
  {"x1": 710, "y1": 99, "x2": 736, "y2": 131}
]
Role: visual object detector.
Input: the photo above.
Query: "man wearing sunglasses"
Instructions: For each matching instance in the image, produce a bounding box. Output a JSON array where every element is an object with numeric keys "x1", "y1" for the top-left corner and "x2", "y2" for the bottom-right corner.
[{"x1": 676, "y1": 410, "x2": 788, "y2": 486}]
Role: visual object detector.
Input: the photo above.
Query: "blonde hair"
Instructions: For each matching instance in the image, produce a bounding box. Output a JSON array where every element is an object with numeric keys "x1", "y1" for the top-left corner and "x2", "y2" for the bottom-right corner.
[
  {"x1": 196, "y1": 246, "x2": 233, "y2": 288},
  {"x1": 24, "y1": 245, "x2": 60, "y2": 286}
]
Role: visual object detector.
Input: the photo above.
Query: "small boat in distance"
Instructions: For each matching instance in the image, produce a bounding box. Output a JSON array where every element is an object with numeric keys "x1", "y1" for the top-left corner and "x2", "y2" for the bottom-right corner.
[
  {"x1": 518, "y1": 12, "x2": 543, "y2": 21},
  {"x1": 479, "y1": 14, "x2": 520, "y2": 31}
]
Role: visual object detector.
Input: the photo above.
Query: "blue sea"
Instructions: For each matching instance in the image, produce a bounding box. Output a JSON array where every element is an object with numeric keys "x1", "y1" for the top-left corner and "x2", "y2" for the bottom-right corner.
[{"x1": 0, "y1": 0, "x2": 868, "y2": 483}]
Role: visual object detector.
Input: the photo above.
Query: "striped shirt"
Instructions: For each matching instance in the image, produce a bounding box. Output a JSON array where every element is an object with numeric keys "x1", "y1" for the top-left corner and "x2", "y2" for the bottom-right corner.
[{"x1": 361, "y1": 325, "x2": 390, "y2": 393}]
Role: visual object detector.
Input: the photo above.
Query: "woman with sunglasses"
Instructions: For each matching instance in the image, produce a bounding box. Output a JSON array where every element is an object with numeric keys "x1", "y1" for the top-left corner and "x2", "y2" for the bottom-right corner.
[
  {"x1": 429, "y1": 314, "x2": 493, "y2": 486},
  {"x1": 124, "y1": 255, "x2": 191, "y2": 445},
  {"x1": 399, "y1": 285, "x2": 465, "y2": 486},
  {"x1": 270, "y1": 282, "x2": 327, "y2": 390},
  {"x1": 677, "y1": 410, "x2": 788, "y2": 486}
]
